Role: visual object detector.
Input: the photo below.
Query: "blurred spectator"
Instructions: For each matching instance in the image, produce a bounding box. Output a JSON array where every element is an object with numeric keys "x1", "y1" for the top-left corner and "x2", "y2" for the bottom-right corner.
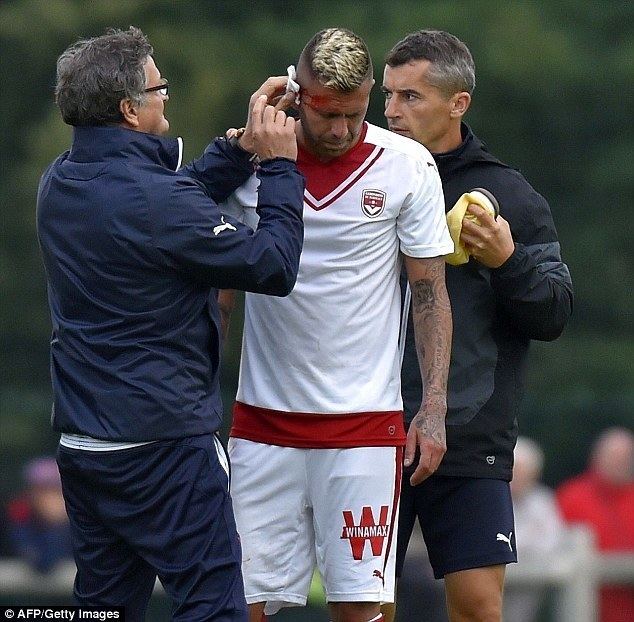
[
  {"x1": 556, "y1": 427, "x2": 634, "y2": 622},
  {"x1": 505, "y1": 436, "x2": 566, "y2": 622},
  {"x1": 5, "y1": 457, "x2": 72, "y2": 573}
]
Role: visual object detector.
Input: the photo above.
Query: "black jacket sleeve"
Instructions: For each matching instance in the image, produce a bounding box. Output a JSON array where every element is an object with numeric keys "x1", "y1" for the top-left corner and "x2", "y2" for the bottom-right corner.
[{"x1": 490, "y1": 179, "x2": 573, "y2": 341}]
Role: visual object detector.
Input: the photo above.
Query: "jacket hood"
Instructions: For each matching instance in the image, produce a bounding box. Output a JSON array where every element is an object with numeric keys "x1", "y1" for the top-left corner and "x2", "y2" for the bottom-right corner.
[{"x1": 69, "y1": 126, "x2": 183, "y2": 171}]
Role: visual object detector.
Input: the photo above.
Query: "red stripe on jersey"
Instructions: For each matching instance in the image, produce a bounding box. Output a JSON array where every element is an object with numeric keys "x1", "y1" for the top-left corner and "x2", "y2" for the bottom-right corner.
[
  {"x1": 298, "y1": 122, "x2": 385, "y2": 208},
  {"x1": 230, "y1": 401, "x2": 406, "y2": 448},
  {"x1": 303, "y1": 146, "x2": 385, "y2": 211},
  {"x1": 382, "y1": 446, "x2": 403, "y2": 582}
]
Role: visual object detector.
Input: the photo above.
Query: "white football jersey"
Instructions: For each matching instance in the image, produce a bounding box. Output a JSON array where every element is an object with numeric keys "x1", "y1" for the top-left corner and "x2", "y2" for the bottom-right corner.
[{"x1": 224, "y1": 123, "x2": 453, "y2": 446}]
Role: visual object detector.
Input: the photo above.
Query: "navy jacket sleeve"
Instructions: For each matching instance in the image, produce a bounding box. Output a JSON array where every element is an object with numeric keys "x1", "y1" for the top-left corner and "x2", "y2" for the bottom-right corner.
[
  {"x1": 180, "y1": 137, "x2": 255, "y2": 204},
  {"x1": 150, "y1": 158, "x2": 304, "y2": 296},
  {"x1": 490, "y1": 180, "x2": 573, "y2": 341}
]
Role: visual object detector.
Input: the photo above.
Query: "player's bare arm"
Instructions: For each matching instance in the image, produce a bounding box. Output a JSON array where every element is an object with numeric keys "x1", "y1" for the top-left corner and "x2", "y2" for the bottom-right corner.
[
  {"x1": 460, "y1": 204, "x2": 515, "y2": 268},
  {"x1": 403, "y1": 254, "x2": 452, "y2": 486},
  {"x1": 217, "y1": 289, "x2": 236, "y2": 343}
]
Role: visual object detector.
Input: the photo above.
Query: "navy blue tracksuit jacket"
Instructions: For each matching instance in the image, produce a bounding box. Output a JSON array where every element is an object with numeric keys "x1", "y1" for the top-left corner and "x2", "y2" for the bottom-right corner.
[{"x1": 36, "y1": 126, "x2": 304, "y2": 442}]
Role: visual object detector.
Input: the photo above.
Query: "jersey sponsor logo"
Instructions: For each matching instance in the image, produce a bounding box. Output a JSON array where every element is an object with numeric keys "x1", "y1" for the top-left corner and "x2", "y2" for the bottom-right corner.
[
  {"x1": 361, "y1": 189, "x2": 386, "y2": 218},
  {"x1": 341, "y1": 505, "x2": 389, "y2": 560},
  {"x1": 213, "y1": 216, "x2": 237, "y2": 235},
  {"x1": 496, "y1": 531, "x2": 513, "y2": 551}
]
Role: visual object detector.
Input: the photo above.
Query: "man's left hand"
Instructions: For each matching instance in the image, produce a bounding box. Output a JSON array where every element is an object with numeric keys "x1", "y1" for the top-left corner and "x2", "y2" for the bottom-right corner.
[
  {"x1": 460, "y1": 204, "x2": 515, "y2": 268},
  {"x1": 405, "y1": 403, "x2": 447, "y2": 486}
]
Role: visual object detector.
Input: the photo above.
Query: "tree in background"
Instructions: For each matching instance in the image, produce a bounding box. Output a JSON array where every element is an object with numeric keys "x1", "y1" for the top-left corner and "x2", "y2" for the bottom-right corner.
[{"x1": 0, "y1": 0, "x2": 632, "y2": 500}]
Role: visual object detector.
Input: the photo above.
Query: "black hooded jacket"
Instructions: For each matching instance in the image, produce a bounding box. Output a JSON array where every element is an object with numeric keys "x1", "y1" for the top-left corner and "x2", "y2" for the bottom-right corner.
[{"x1": 401, "y1": 124, "x2": 573, "y2": 479}]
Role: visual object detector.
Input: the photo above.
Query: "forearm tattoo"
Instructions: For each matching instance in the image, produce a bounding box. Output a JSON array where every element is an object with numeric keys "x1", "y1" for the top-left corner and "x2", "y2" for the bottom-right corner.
[
  {"x1": 410, "y1": 259, "x2": 452, "y2": 402},
  {"x1": 412, "y1": 280, "x2": 435, "y2": 311}
]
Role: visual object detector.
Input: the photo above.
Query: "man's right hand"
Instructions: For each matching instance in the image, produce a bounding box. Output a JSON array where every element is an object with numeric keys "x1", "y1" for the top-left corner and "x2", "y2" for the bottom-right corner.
[
  {"x1": 249, "y1": 94, "x2": 297, "y2": 162},
  {"x1": 240, "y1": 76, "x2": 297, "y2": 161}
]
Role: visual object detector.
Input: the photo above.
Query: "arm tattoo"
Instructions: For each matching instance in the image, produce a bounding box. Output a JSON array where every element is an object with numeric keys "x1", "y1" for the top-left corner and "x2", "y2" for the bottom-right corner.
[
  {"x1": 414, "y1": 409, "x2": 446, "y2": 443},
  {"x1": 409, "y1": 258, "x2": 452, "y2": 403},
  {"x1": 412, "y1": 280, "x2": 435, "y2": 312}
]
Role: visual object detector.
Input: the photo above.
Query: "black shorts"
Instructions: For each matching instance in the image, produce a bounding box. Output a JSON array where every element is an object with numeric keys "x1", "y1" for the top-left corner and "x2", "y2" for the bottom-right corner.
[
  {"x1": 58, "y1": 434, "x2": 247, "y2": 622},
  {"x1": 396, "y1": 473, "x2": 516, "y2": 579}
]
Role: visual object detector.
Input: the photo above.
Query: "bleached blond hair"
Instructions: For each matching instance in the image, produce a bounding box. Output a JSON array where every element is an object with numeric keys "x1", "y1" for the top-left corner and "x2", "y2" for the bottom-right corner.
[{"x1": 299, "y1": 28, "x2": 373, "y2": 91}]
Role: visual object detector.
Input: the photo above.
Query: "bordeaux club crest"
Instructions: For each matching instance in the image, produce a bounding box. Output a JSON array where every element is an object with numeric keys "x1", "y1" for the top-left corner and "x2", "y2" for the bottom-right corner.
[{"x1": 361, "y1": 189, "x2": 386, "y2": 218}]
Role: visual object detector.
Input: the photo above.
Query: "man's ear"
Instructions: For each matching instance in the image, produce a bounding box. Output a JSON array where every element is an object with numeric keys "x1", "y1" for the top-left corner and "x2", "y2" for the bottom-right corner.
[
  {"x1": 119, "y1": 98, "x2": 140, "y2": 128},
  {"x1": 450, "y1": 91, "x2": 471, "y2": 119}
]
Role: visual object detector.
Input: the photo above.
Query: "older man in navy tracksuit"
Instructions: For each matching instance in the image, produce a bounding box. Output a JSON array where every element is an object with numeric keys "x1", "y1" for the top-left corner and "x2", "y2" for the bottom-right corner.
[{"x1": 36, "y1": 27, "x2": 303, "y2": 621}]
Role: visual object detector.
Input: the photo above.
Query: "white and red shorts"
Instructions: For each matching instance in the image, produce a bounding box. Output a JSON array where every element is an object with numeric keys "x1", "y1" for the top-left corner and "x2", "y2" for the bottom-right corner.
[{"x1": 227, "y1": 438, "x2": 403, "y2": 615}]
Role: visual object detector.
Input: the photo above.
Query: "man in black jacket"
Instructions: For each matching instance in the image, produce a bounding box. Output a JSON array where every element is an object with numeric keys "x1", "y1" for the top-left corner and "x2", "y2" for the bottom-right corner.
[
  {"x1": 381, "y1": 30, "x2": 573, "y2": 622},
  {"x1": 37, "y1": 26, "x2": 303, "y2": 621}
]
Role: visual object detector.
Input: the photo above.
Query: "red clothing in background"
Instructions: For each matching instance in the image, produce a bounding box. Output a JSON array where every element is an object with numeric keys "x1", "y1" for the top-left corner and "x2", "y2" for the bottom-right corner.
[{"x1": 557, "y1": 471, "x2": 634, "y2": 622}]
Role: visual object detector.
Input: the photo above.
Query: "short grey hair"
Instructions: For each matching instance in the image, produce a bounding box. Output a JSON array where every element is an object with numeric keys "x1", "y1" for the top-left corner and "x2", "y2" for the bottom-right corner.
[
  {"x1": 55, "y1": 26, "x2": 153, "y2": 126},
  {"x1": 385, "y1": 29, "x2": 475, "y2": 98},
  {"x1": 299, "y1": 28, "x2": 373, "y2": 91}
]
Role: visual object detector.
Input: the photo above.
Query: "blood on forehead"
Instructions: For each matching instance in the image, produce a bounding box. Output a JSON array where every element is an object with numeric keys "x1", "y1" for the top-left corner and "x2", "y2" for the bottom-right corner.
[
  {"x1": 300, "y1": 89, "x2": 368, "y2": 115},
  {"x1": 300, "y1": 90, "x2": 342, "y2": 112}
]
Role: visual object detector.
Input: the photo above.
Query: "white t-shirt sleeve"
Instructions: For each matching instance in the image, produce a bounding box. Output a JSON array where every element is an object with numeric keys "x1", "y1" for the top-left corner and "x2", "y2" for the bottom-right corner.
[
  {"x1": 397, "y1": 154, "x2": 453, "y2": 258},
  {"x1": 218, "y1": 173, "x2": 260, "y2": 231}
]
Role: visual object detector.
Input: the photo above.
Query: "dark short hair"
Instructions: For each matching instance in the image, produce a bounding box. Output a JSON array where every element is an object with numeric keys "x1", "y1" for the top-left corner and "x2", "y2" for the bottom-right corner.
[
  {"x1": 55, "y1": 26, "x2": 153, "y2": 126},
  {"x1": 298, "y1": 27, "x2": 373, "y2": 91},
  {"x1": 385, "y1": 30, "x2": 475, "y2": 97}
]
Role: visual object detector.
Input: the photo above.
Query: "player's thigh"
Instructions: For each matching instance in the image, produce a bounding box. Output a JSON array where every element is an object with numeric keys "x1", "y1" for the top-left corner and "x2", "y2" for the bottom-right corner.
[
  {"x1": 419, "y1": 477, "x2": 516, "y2": 580},
  {"x1": 310, "y1": 446, "x2": 402, "y2": 604},
  {"x1": 228, "y1": 439, "x2": 315, "y2": 609},
  {"x1": 445, "y1": 565, "x2": 505, "y2": 622}
]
